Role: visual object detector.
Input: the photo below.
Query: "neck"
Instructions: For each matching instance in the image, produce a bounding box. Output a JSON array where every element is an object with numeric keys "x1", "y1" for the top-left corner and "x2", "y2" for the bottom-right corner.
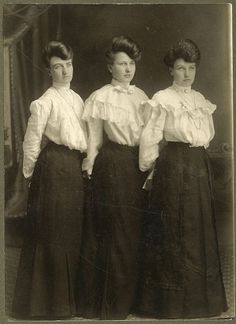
[
  {"x1": 173, "y1": 81, "x2": 191, "y2": 91},
  {"x1": 111, "y1": 78, "x2": 130, "y2": 89},
  {"x1": 172, "y1": 81, "x2": 192, "y2": 94},
  {"x1": 53, "y1": 81, "x2": 70, "y2": 90}
]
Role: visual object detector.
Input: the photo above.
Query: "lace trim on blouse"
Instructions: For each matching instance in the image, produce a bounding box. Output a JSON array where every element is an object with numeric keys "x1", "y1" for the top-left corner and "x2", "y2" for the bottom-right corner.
[
  {"x1": 82, "y1": 84, "x2": 148, "y2": 129},
  {"x1": 82, "y1": 99, "x2": 144, "y2": 127},
  {"x1": 146, "y1": 88, "x2": 216, "y2": 118}
]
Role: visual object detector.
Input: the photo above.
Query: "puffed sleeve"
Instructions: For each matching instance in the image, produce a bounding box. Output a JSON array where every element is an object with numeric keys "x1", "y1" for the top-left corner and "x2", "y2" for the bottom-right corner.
[
  {"x1": 82, "y1": 118, "x2": 103, "y2": 175},
  {"x1": 204, "y1": 99, "x2": 216, "y2": 148},
  {"x1": 139, "y1": 98, "x2": 167, "y2": 172},
  {"x1": 23, "y1": 99, "x2": 51, "y2": 178}
]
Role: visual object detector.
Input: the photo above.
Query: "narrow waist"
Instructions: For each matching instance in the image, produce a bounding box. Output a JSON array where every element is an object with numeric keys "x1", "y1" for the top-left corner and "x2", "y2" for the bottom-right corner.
[{"x1": 105, "y1": 140, "x2": 139, "y2": 153}]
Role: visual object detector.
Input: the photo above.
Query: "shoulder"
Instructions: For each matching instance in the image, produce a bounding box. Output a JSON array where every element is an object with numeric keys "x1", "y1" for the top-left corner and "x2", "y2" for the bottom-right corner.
[
  {"x1": 148, "y1": 88, "x2": 173, "y2": 110},
  {"x1": 70, "y1": 89, "x2": 84, "y2": 105},
  {"x1": 192, "y1": 89, "x2": 213, "y2": 103},
  {"x1": 152, "y1": 88, "x2": 171, "y2": 101},
  {"x1": 29, "y1": 88, "x2": 54, "y2": 112},
  {"x1": 85, "y1": 85, "x2": 112, "y2": 102},
  {"x1": 192, "y1": 89, "x2": 217, "y2": 113},
  {"x1": 133, "y1": 86, "x2": 149, "y2": 100}
]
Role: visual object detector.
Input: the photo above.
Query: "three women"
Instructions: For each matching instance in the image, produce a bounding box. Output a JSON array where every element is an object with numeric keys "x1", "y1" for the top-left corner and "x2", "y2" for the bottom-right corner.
[{"x1": 12, "y1": 37, "x2": 227, "y2": 320}]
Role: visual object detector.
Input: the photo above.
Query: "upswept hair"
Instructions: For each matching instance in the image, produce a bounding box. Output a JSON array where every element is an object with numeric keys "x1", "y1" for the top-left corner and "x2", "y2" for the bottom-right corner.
[
  {"x1": 163, "y1": 39, "x2": 201, "y2": 67},
  {"x1": 105, "y1": 35, "x2": 142, "y2": 64},
  {"x1": 42, "y1": 41, "x2": 74, "y2": 68}
]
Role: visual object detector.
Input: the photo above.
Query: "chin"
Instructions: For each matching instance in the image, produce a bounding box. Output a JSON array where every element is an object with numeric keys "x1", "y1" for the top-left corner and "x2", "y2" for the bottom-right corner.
[
  {"x1": 183, "y1": 80, "x2": 194, "y2": 86},
  {"x1": 123, "y1": 78, "x2": 133, "y2": 83},
  {"x1": 63, "y1": 77, "x2": 72, "y2": 82}
]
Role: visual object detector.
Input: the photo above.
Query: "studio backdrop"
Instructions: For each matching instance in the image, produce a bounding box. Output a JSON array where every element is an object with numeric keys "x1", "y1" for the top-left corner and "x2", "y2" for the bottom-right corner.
[{"x1": 4, "y1": 2, "x2": 233, "y2": 257}]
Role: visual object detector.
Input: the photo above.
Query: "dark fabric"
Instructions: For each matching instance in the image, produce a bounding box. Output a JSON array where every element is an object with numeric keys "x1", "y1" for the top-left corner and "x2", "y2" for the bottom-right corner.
[
  {"x1": 12, "y1": 142, "x2": 85, "y2": 319},
  {"x1": 137, "y1": 142, "x2": 228, "y2": 318},
  {"x1": 76, "y1": 141, "x2": 148, "y2": 320}
]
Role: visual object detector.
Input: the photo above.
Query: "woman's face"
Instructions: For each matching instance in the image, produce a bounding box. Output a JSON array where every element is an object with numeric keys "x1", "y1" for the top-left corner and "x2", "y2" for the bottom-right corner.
[
  {"x1": 170, "y1": 58, "x2": 196, "y2": 87},
  {"x1": 108, "y1": 52, "x2": 136, "y2": 85},
  {"x1": 49, "y1": 56, "x2": 73, "y2": 84}
]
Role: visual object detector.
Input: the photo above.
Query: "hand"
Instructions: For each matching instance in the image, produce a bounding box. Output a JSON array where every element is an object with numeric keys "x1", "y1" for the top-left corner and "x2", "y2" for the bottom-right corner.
[
  {"x1": 24, "y1": 177, "x2": 32, "y2": 188},
  {"x1": 82, "y1": 171, "x2": 91, "y2": 180}
]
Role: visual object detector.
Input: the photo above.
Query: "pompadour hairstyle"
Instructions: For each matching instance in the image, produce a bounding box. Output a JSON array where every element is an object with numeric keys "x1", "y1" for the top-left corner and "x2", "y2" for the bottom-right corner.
[
  {"x1": 163, "y1": 39, "x2": 201, "y2": 67},
  {"x1": 105, "y1": 35, "x2": 142, "y2": 64},
  {"x1": 42, "y1": 41, "x2": 74, "y2": 68}
]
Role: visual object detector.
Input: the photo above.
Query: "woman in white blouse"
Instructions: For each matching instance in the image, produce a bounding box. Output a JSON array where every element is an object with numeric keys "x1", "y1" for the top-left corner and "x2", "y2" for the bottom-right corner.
[
  {"x1": 12, "y1": 41, "x2": 87, "y2": 319},
  {"x1": 137, "y1": 39, "x2": 227, "y2": 318},
  {"x1": 77, "y1": 36, "x2": 149, "y2": 320}
]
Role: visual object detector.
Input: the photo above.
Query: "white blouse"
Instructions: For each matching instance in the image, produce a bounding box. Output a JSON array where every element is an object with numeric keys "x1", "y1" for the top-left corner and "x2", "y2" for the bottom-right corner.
[
  {"x1": 82, "y1": 79, "x2": 149, "y2": 175},
  {"x1": 23, "y1": 85, "x2": 88, "y2": 178},
  {"x1": 139, "y1": 82, "x2": 216, "y2": 172}
]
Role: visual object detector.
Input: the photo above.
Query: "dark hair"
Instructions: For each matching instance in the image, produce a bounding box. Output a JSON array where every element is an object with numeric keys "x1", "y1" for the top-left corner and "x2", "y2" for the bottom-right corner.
[
  {"x1": 105, "y1": 35, "x2": 141, "y2": 64},
  {"x1": 163, "y1": 39, "x2": 201, "y2": 67},
  {"x1": 42, "y1": 41, "x2": 74, "y2": 68}
]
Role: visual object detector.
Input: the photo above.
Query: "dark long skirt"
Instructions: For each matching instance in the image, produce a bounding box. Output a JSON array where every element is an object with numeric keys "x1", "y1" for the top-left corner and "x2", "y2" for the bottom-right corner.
[
  {"x1": 12, "y1": 142, "x2": 85, "y2": 319},
  {"x1": 76, "y1": 141, "x2": 148, "y2": 320},
  {"x1": 137, "y1": 142, "x2": 228, "y2": 318}
]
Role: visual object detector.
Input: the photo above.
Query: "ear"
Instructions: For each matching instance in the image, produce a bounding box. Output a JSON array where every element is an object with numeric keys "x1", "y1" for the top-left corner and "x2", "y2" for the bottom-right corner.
[
  {"x1": 107, "y1": 64, "x2": 112, "y2": 74},
  {"x1": 169, "y1": 67, "x2": 174, "y2": 76},
  {"x1": 47, "y1": 68, "x2": 52, "y2": 77}
]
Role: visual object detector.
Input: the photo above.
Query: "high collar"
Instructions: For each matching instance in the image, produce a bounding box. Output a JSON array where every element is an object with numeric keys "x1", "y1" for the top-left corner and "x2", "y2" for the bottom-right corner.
[
  {"x1": 53, "y1": 82, "x2": 70, "y2": 90},
  {"x1": 111, "y1": 79, "x2": 135, "y2": 94},
  {"x1": 172, "y1": 81, "x2": 192, "y2": 94}
]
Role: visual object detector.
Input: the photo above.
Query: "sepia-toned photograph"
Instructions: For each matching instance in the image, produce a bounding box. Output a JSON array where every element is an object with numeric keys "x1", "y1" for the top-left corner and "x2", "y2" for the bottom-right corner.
[{"x1": 2, "y1": 2, "x2": 234, "y2": 323}]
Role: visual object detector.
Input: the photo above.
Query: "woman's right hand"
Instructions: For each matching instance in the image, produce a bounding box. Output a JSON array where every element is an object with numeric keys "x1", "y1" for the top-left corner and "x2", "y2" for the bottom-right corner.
[
  {"x1": 82, "y1": 171, "x2": 91, "y2": 180},
  {"x1": 82, "y1": 157, "x2": 93, "y2": 178},
  {"x1": 25, "y1": 176, "x2": 32, "y2": 188}
]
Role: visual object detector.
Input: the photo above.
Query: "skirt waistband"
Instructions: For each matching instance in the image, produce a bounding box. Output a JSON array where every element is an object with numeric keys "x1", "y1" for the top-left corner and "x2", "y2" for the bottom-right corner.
[
  {"x1": 42, "y1": 141, "x2": 85, "y2": 159},
  {"x1": 167, "y1": 142, "x2": 205, "y2": 150},
  {"x1": 105, "y1": 140, "x2": 139, "y2": 153}
]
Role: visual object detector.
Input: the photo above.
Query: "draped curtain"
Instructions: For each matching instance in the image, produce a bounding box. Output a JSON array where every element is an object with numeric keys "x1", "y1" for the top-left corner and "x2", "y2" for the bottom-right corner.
[{"x1": 4, "y1": 4, "x2": 60, "y2": 219}]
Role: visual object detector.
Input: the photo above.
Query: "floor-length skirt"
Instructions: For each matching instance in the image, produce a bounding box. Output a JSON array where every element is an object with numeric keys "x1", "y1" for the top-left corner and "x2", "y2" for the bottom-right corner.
[
  {"x1": 76, "y1": 141, "x2": 148, "y2": 320},
  {"x1": 12, "y1": 142, "x2": 85, "y2": 319},
  {"x1": 137, "y1": 142, "x2": 228, "y2": 318}
]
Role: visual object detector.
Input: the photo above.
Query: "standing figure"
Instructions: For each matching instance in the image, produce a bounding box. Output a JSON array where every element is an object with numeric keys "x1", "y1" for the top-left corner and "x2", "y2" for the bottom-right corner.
[
  {"x1": 12, "y1": 41, "x2": 87, "y2": 319},
  {"x1": 138, "y1": 39, "x2": 228, "y2": 318},
  {"x1": 78, "y1": 35, "x2": 149, "y2": 320}
]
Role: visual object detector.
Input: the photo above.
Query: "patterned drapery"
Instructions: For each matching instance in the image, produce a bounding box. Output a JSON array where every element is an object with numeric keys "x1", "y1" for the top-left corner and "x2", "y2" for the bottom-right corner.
[{"x1": 4, "y1": 4, "x2": 53, "y2": 218}]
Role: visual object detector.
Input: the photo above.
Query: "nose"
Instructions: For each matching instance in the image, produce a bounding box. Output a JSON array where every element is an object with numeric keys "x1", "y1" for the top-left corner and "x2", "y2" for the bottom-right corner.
[
  {"x1": 62, "y1": 66, "x2": 68, "y2": 75},
  {"x1": 184, "y1": 68, "x2": 189, "y2": 77},
  {"x1": 125, "y1": 64, "x2": 131, "y2": 72}
]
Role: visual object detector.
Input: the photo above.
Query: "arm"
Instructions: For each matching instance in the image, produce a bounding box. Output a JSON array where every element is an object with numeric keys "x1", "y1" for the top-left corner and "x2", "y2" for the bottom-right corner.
[
  {"x1": 82, "y1": 118, "x2": 103, "y2": 176},
  {"x1": 139, "y1": 102, "x2": 167, "y2": 172},
  {"x1": 204, "y1": 99, "x2": 216, "y2": 148},
  {"x1": 23, "y1": 100, "x2": 51, "y2": 178}
]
